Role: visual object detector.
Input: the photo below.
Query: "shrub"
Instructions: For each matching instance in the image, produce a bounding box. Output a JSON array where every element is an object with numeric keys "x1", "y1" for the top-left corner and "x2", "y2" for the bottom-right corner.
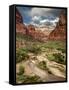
[
  {"x1": 53, "y1": 53, "x2": 65, "y2": 64},
  {"x1": 27, "y1": 46, "x2": 41, "y2": 54},
  {"x1": 37, "y1": 61, "x2": 47, "y2": 70},
  {"x1": 57, "y1": 48, "x2": 66, "y2": 53},
  {"x1": 47, "y1": 54, "x2": 55, "y2": 61},
  {"x1": 16, "y1": 75, "x2": 27, "y2": 83},
  {"x1": 16, "y1": 48, "x2": 29, "y2": 63},
  {"x1": 23, "y1": 75, "x2": 41, "y2": 83},
  {"x1": 37, "y1": 61, "x2": 52, "y2": 74},
  {"x1": 16, "y1": 75, "x2": 41, "y2": 83},
  {"x1": 17, "y1": 65, "x2": 24, "y2": 75},
  {"x1": 47, "y1": 53, "x2": 66, "y2": 65}
]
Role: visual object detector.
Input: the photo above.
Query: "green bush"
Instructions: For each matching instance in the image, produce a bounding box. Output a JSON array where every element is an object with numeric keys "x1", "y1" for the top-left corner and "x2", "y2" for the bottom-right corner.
[
  {"x1": 16, "y1": 75, "x2": 41, "y2": 83},
  {"x1": 27, "y1": 46, "x2": 41, "y2": 54},
  {"x1": 47, "y1": 53, "x2": 66, "y2": 65},
  {"x1": 57, "y1": 48, "x2": 66, "y2": 53},
  {"x1": 47, "y1": 54, "x2": 55, "y2": 61},
  {"x1": 53, "y1": 53, "x2": 65, "y2": 64},
  {"x1": 17, "y1": 65, "x2": 24, "y2": 75},
  {"x1": 16, "y1": 48, "x2": 29, "y2": 63},
  {"x1": 23, "y1": 75, "x2": 41, "y2": 83},
  {"x1": 37, "y1": 61, "x2": 52, "y2": 74},
  {"x1": 37, "y1": 61, "x2": 47, "y2": 70},
  {"x1": 42, "y1": 41, "x2": 65, "y2": 50}
]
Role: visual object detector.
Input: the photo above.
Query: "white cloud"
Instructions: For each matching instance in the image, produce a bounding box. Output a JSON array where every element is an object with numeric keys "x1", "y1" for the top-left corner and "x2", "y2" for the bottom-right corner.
[
  {"x1": 30, "y1": 21, "x2": 39, "y2": 27},
  {"x1": 52, "y1": 17, "x2": 59, "y2": 23},
  {"x1": 40, "y1": 19, "x2": 49, "y2": 24},
  {"x1": 51, "y1": 17, "x2": 59, "y2": 23},
  {"x1": 50, "y1": 17, "x2": 59, "y2": 26},
  {"x1": 32, "y1": 16, "x2": 41, "y2": 21},
  {"x1": 30, "y1": 8, "x2": 52, "y2": 17},
  {"x1": 29, "y1": 8, "x2": 60, "y2": 28}
]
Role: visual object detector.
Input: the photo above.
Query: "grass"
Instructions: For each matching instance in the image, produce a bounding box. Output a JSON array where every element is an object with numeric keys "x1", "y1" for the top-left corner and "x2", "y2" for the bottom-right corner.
[
  {"x1": 16, "y1": 48, "x2": 29, "y2": 63},
  {"x1": 16, "y1": 34, "x2": 66, "y2": 64},
  {"x1": 47, "y1": 53, "x2": 66, "y2": 65},
  {"x1": 16, "y1": 75, "x2": 42, "y2": 83},
  {"x1": 47, "y1": 54, "x2": 55, "y2": 61},
  {"x1": 16, "y1": 45, "x2": 41, "y2": 63},
  {"x1": 53, "y1": 53, "x2": 66, "y2": 64},
  {"x1": 16, "y1": 33, "x2": 38, "y2": 42},
  {"x1": 27, "y1": 45, "x2": 41, "y2": 54},
  {"x1": 17, "y1": 65, "x2": 24, "y2": 75},
  {"x1": 41, "y1": 40, "x2": 66, "y2": 50},
  {"x1": 57, "y1": 48, "x2": 66, "y2": 53},
  {"x1": 16, "y1": 33, "x2": 66, "y2": 52}
]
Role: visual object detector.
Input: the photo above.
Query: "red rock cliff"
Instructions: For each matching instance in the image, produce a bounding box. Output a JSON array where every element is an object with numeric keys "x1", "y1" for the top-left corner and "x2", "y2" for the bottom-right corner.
[
  {"x1": 48, "y1": 11, "x2": 66, "y2": 40},
  {"x1": 16, "y1": 8, "x2": 23, "y2": 24},
  {"x1": 16, "y1": 8, "x2": 26, "y2": 34}
]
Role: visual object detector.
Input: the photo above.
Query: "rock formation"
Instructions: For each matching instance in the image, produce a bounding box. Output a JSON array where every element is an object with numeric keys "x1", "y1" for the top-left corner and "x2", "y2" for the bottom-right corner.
[
  {"x1": 48, "y1": 11, "x2": 66, "y2": 40},
  {"x1": 26, "y1": 25, "x2": 48, "y2": 41},
  {"x1": 16, "y1": 8, "x2": 27, "y2": 34},
  {"x1": 16, "y1": 8, "x2": 23, "y2": 24},
  {"x1": 27, "y1": 25, "x2": 35, "y2": 36},
  {"x1": 16, "y1": 9, "x2": 66, "y2": 42}
]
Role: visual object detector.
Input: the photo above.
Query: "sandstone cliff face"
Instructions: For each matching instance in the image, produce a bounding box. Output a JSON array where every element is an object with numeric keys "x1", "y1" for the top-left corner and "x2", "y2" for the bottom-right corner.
[
  {"x1": 27, "y1": 25, "x2": 35, "y2": 36},
  {"x1": 48, "y1": 11, "x2": 66, "y2": 40},
  {"x1": 26, "y1": 25, "x2": 48, "y2": 41},
  {"x1": 16, "y1": 8, "x2": 23, "y2": 24},
  {"x1": 16, "y1": 8, "x2": 27, "y2": 34},
  {"x1": 16, "y1": 23, "x2": 27, "y2": 34}
]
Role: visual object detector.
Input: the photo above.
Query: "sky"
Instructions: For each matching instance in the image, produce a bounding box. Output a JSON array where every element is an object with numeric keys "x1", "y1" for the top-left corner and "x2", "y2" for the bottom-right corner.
[{"x1": 16, "y1": 6, "x2": 64, "y2": 27}]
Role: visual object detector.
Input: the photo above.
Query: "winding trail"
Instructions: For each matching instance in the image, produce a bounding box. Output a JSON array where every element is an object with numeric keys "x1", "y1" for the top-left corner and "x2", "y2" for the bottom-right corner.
[
  {"x1": 16, "y1": 53, "x2": 66, "y2": 82},
  {"x1": 37, "y1": 53, "x2": 66, "y2": 78},
  {"x1": 27, "y1": 60, "x2": 48, "y2": 79},
  {"x1": 27, "y1": 60, "x2": 65, "y2": 82}
]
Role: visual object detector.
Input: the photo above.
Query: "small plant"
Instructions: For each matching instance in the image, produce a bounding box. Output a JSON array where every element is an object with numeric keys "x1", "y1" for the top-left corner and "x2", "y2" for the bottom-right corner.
[
  {"x1": 47, "y1": 54, "x2": 55, "y2": 61},
  {"x1": 57, "y1": 48, "x2": 66, "y2": 53},
  {"x1": 16, "y1": 75, "x2": 41, "y2": 83},
  {"x1": 23, "y1": 75, "x2": 41, "y2": 83},
  {"x1": 37, "y1": 61, "x2": 47, "y2": 70},
  {"x1": 16, "y1": 48, "x2": 29, "y2": 63},
  {"x1": 17, "y1": 65, "x2": 24, "y2": 75},
  {"x1": 47, "y1": 53, "x2": 66, "y2": 65},
  {"x1": 27, "y1": 46, "x2": 41, "y2": 54},
  {"x1": 53, "y1": 53, "x2": 65, "y2": 64},
  {"x1": 37, "y1": 61, "x2": 52, "y2": 74}
]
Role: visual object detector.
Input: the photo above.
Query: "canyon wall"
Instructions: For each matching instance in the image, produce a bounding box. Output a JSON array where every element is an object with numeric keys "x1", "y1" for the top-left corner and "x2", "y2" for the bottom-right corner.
[
  {"x1": 48, "y1": 11, "x2": 66, "y2": 40},
  {"x1": 16, "y1": 8, "x2": 66, "y2": 42}
]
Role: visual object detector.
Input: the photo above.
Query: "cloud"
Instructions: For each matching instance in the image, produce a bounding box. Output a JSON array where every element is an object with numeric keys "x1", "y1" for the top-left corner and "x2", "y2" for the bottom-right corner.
[
  {"x1": 40, "y1": 19, "x2": 49, "y2": 24},
  {"x1": 17, "y1": 6, "x2": 62, "y2": 28},
  {"x1": 30, "y1": 7, "x2": 61, "y2": 18},
  {"x1": 30, "y1": 21, "x2": 40, "y2": 27},
  {"x1": 32, "y1": 16, "x2": 41, "y2": 21},
  {"x1": 30, "y1": 15, "x2": 59, "y2": 27},
  {"x1": 29, "y1": 7, "x2": 61, "y2": 27},
  {"x1": 30, "y1": 8, "x2": 52, "y2": 17},
  {"x1": 51, "y1": 17, "x2": 59, "y2": 23}
]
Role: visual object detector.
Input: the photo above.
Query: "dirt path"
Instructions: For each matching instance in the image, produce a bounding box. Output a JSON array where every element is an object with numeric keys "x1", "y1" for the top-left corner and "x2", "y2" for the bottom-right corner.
[
  {"x1": 16, "y1": 52, "x2": 66, "y2": 82},
  {"x1": 37, "y1": 53, "x2": 66, "y2": 78},
  {"x1": 26, "y1": 60, "x2": 65, "y2": 82},
  {"x1": 27, "y1": 60, "x2": 48, "y2": 79}
]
